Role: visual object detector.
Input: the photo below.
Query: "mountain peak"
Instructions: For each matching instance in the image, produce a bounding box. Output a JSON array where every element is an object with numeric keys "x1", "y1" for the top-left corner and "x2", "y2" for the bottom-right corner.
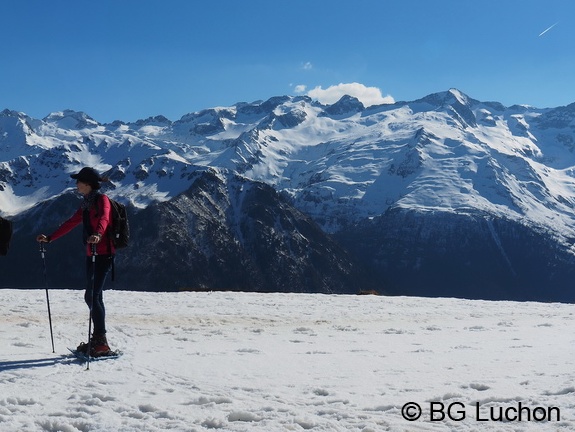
[
  {"x1": 416, "y1": 88, "x2": 475, "y2": 108},
  {"x1": 322, "y1": 95, "x2": 365, "y2": 117},
  {"x1": 447, "y1": 88, "x2": 469, "y2": 104},
  {"x1": 133, "y1": 115, "x2": 172, "y2": 127},
  {"x1": 43, "y1": 110, "x2": 100, "y2": 129},
  {"x1": 413, "y1": 89, "x2": 477, "y2": 127},
  {"x1": 1, "y1": 108, "x2": 26, "y2": 119}
]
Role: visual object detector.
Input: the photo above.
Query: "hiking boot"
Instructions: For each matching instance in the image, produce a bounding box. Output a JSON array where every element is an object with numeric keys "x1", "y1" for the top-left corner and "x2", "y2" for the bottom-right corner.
[
  {"x1": 76, "y1": 341, "x2": 89, "y2": 354},
  {"x1": 90, "y1": 333, "x2": 111, "y2": 357}
]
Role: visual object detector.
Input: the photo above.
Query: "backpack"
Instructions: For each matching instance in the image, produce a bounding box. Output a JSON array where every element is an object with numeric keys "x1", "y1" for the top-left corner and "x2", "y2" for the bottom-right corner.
[
  {"x1": 106, "y1": 197, "x2": 130, "y2": 249},
  {"x1": 0, "y1": 216, "x2": 13, "y2": 256}
]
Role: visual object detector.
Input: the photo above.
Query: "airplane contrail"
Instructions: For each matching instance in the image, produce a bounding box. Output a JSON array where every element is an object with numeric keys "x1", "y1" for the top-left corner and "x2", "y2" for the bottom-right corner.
[{"x1": 539, "y1": 22, "x2": 558, "y2": 37}]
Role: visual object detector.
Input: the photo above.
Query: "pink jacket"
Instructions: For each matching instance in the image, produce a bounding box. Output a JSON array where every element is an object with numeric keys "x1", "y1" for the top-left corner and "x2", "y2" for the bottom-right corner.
[{"x1": 49, "y1": 194, "x2": 116, "y2": 256}]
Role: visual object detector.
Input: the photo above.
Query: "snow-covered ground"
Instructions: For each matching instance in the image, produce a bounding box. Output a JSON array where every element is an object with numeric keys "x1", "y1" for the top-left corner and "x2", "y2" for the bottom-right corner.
[{"x1": 1, "y1": 289, "x2": 574, "y2": 431}]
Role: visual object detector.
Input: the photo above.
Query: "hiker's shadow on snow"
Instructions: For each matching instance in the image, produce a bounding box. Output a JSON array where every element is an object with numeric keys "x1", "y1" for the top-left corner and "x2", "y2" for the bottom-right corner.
[{"x1": 0, "y1": 355, "x2": 70, "y2": 372}]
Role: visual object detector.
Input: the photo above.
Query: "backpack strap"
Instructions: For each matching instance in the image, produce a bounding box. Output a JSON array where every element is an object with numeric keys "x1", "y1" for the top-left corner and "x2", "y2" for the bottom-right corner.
[
  {"x1": 82, "y1": 207, "x2": 92, "y2": 244},
  {"x1": 93, "y1": 193, "x2": 115, "y2": 255},
  {"x1": 101, "y1": 195, "x2": 117, "y2": 282}
]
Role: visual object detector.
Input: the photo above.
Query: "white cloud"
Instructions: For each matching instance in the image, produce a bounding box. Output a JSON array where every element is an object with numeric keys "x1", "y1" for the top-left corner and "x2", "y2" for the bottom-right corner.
[
  {"x1": 307, "y1": 83, "x2": 394, "y2": 107},
  {"x1": 302, "y1": 62, "x2": 313, "y2": 70},
  {"x1": 294, "y1": 84, "x2": 307, "y2": 94}
]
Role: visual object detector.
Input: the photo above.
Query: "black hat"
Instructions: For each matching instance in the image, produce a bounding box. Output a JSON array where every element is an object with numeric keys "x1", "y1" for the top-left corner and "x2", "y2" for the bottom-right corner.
[{"x1": 70, "y1": 167, "x2": 102, "y2": 190}]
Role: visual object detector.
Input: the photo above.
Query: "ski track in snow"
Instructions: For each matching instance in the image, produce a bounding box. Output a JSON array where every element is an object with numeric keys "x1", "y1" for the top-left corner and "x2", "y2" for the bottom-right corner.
[{"x1": 1, "y1": 289, "x2": 575, "y2": 431}]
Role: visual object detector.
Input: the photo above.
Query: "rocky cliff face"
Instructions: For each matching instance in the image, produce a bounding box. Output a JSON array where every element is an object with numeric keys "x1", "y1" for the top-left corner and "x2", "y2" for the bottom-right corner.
[
  {"x1": 336, "y1": 208, "x2": 575, "y2": 301},
  {"x1": 119, "y1": 169, "x2": 361, "y2": 293}
]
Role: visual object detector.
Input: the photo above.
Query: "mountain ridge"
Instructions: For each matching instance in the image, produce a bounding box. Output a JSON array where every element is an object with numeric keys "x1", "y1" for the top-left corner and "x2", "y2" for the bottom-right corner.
[{"x1": 2, "y1": 89, "x2": 575, "y2": 300}]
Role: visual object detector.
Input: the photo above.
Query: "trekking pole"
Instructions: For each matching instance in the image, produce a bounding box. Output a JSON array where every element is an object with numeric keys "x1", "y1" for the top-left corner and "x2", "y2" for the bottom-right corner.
[
  {"x1": 86, "y1": 243, "x2": 97, "y2": 370},
  {"x1": 39, "y1": 242, "x2": 55, "y2": 353}
]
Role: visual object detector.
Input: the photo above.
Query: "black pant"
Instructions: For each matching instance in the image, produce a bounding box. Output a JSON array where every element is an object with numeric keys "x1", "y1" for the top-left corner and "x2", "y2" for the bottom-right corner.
[{"x1": 85, "y1": 255, "x2": 113, "y2": 335}]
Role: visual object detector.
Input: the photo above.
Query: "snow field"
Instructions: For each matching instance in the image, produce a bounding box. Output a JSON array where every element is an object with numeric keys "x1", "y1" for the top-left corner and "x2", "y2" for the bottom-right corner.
[{"x1": 1, "y1": 289, "x2": 575, "y2": 431}]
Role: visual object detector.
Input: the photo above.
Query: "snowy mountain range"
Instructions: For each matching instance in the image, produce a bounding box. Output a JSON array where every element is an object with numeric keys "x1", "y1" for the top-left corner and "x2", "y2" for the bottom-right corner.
[{"x1": 2, "y1": 89, "x2": 575, "y2": 300}]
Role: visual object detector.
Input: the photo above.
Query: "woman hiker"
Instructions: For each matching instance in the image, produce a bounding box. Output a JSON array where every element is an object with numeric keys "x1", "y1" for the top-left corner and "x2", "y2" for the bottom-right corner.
[{"x1": 36, "y1": 167, "x2": 115, "y2": 357}]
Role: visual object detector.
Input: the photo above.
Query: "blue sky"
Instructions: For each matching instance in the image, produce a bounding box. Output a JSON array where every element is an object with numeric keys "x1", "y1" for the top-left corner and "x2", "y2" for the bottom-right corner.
[{"x1": 1, "y1": 0, "x2": 573, "y2": 123}]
